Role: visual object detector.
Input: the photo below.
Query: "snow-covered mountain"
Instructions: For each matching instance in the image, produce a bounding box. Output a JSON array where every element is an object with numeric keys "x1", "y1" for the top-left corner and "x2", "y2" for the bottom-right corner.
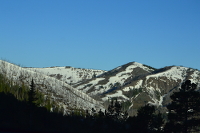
[
  {"x1": 74, "y1": 62, "x2": 200, "y2": 115},
  {"x1": 1, "y1": 60, "x2": 200, "y2": 116},
  {"x1": 75, "y1": 62, "x2": 155, "y2": 99},
  {"x1": 0, "y1": 60, "x2": 104, "y2": 114},
  {"x1": 25, "y1": 66, "x2": 106, "y2": 85}
]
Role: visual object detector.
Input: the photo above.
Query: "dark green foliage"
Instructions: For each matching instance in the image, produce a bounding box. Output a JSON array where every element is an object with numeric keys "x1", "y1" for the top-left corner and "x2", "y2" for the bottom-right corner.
[
  {"x1": 152, "y1": 112, "x2": 165, "y2": 132},
  {"x1": 136, "y1": 104, "x2": 164, "y2": 133},
  {"x1": 0, "y1": 92, "x2": 71, "y2": 132},
  {"x1": 127, "y1": 104, "x2": 164, "y2": 133},
  {"x1": 0, "y1": 73, "x2": 54, "y2": 112},
  {"x1": 28, "y1": 79, "x2": 36, "y2": 106},
  {"x1": 34, "y1": 90, "x2": 45, "y2": 106},
  {"x1": 98, "y1": 109, "x2": 104, "y2": 117},
  {"x1": 44, "y1": 98, "x2": 52, "y2": 111},
  {"x1": 164, "y1": 80, "x2": 200, "y2": 133},
  {"x1": 0, "y1": 91, "x2": 127, "y2": 132},
  {"x1": 106, "y1": 99, "x2": 128, "y2": 121},
  {"x1": 0, "y1": 73, "x2": 29, "y2": 101}
]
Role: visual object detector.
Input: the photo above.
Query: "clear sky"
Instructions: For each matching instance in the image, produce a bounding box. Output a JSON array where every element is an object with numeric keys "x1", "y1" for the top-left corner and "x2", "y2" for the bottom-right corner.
[{"x1": 0, "y1": 0, "x2": 200, "y2": 70}]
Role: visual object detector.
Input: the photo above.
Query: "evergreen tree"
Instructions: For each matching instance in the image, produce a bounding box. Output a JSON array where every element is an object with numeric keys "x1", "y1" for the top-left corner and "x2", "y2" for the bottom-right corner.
[
  {"x1": 98, "y1": 109, "x2": 104, "y2": 118},
  {"x1": 28, "y1": 79, "x2": 36, "y2": 106},
  {"x1": 106, "y1": 98, "x2": 128, "y2": 121},
  {"x1": 114, "y1": 99, "x2": 122, "y2": 116},
  {"x1": 164, "y1": 80, "x2": 200, "y2": 133},
  {"x1": 28, "y1": 79, "x2": 36, "y2": 130}
]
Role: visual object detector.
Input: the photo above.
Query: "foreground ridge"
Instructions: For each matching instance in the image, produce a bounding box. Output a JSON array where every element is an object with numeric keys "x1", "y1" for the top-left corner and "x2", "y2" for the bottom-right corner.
[{"x1": 0, "y1": 60, "x2": 104, "y2": 114}]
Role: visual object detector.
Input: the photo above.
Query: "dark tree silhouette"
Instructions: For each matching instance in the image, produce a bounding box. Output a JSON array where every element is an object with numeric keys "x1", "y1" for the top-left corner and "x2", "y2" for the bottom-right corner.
[
  {"x1": 28, "y1": 79, "x2": 36, "y2": 106},
  {"x1": 133, "y1": 104, "x2": 164, "y2": 133},
  {"x1": 107, "y1": 99, "x2": 114, "y2": 115},
  {"x1": 106, "y1": 99, "x2": 119, "y2": 119},
  {"x1": 106, "y1": 98, "x2": 128, "y2": 122},
  {"x1": 98, "y1": 109, "x2": 104, "y2": 118},
  {"x1": 115, "y1": 99, "x2": 122, "y2": 116},
  {"x1": 164, "y1": 80, "x2": 200, "y2": 133},
  {"x1": 28, "y1": 79, "x2": 37, "y2": 130}
]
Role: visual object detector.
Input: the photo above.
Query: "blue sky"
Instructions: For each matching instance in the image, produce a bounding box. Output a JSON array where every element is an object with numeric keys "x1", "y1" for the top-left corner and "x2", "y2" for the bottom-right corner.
[{"x1": 0, "y1": 0, "x2": 200, "y2": 70}]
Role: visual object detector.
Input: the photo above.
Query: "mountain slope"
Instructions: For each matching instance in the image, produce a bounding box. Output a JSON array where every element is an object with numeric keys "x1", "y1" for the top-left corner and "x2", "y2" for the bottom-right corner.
[
  {"x1": 75, "y1": 62, "x2": 156, "y2": 99},
  {"x1": 2, "y1": 60, "x2": 200, "y2": 116},
  {"x1": 25, "y1": 66, "x2": 106, "y2": 85},
  {"x1": 74, "y1": 62, "x2": 200, "y2": 115},
  {"x1": 0, "y1": 60, "x2": 104, "y2": 114}
]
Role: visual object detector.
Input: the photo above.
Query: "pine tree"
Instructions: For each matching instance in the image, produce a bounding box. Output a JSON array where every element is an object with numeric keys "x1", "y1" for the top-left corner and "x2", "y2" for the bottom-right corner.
[
  {"x1": 98, "y1": 109, "x2": 104, "y2": 118},
  {"x1": 28, "y1": 79, "x2": 36, "y2": 106},
  {"x1": 165, "y1": 80, "x2": 200, "y2": 133},
  {"x1": 28, "y1": 79, "x2": 36, "y2": 130}
]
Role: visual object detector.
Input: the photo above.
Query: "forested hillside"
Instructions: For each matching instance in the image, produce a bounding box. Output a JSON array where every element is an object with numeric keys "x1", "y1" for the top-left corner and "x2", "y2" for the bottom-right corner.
[{"x1": 0, "y1": 60, "x2": 103, "y2": 114}]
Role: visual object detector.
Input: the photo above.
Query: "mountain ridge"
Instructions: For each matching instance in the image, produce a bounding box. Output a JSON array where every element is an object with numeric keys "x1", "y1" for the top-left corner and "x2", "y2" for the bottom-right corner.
[
  {"x1": 73, "y1": 62, "x2": 200, "y2": 115},
  {"x1": 25, "y1": 66, "x2": 106, "y2": 86},
  {"x1": 1, "y1": 60, "x2": 200, "y2": 116}
]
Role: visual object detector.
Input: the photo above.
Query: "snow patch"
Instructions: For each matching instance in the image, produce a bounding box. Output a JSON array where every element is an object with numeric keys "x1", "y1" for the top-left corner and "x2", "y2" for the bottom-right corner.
[{"x1": 102, "y1": 90, "x2": 129, "y2": 101}]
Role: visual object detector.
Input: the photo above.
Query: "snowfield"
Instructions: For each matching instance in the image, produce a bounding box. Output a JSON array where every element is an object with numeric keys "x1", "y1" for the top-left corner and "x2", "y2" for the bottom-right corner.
[{"x1": 25, "y1": 66, "x2": 106, "y2": 85}]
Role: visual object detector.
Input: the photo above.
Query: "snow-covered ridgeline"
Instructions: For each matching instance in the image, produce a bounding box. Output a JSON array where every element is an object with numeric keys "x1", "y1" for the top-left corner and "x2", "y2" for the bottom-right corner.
[
  {"x1": 128, "y1": 62, "x2": 154, "y2": 72},
  {"x1": 146, "y1": 66, "x2": 188, "y2": 82},
  {"x1": 143, "y1": 66, "x2": 200, "y2": 93},
  {"x1": 25, "y1": 67, "x2": 106, "y2": 85},
  {"x1": 0, "y1": 60, "x2": 104, "y2": 113},
  {"x1": 77, "y1": 62, "x2": 154, "y2": 100},
  {"x1": 131, "y1": 66, "x2": 200, "y2": 106}
]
